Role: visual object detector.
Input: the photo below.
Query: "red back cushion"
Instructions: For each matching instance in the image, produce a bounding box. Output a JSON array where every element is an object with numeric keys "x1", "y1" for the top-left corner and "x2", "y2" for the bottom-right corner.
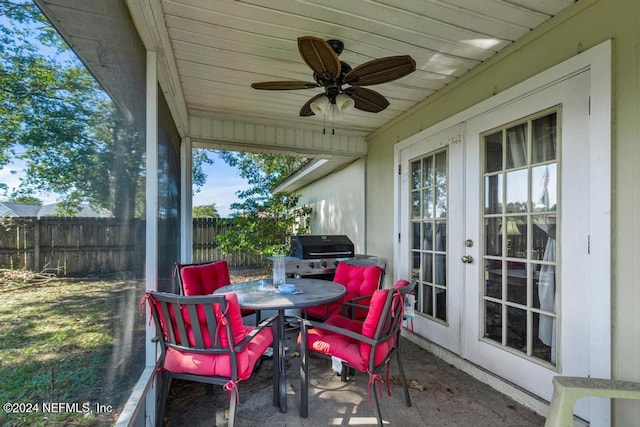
[
  {"x1": 179, "y1": 260, "x2": 230, "y2": 295},
  {"x1": 333, "y1": 263, "x2": 383, "y2": 301},
  {"x1": 153, "y1": 292, "x2": 248, "y2": 349},
  {"x1": 360, "y1": 289, "x2": 396, "y2": 366},
  {"x1": 361, "y1": 289, "x2": 390, "y2": 338},
  {"x1": 213, "y1": 292, "x2": 249, "y2": 347}
]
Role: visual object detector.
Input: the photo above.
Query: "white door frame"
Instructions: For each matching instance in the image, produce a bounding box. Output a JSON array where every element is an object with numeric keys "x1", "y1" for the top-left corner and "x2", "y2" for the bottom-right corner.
[
  {"x1": 396, "y1": 125, "x2": 465, "y2": 353},
  {"x1": 394, "y1": 40, "x2": 611, "y2": 423}
]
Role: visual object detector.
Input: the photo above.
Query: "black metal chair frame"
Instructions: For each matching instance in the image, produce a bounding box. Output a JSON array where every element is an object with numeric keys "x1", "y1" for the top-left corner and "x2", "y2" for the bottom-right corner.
[
  {"x1": 147, "y1": 291, "x2": 273, "y2": 426},
  {"x1": 337, "y1": 280, "x2": 417, "y2": 380},
  {"x1": 341, "y1": 279, "x2": 415, "y2": 319},
  {"x1": 299, "y1": 288, "x2": 412, "y2": 425}
]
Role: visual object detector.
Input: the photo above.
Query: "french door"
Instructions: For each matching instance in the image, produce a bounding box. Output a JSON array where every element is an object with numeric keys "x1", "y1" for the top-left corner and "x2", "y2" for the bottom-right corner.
[
  {"x1": 463, "y1": 71, "x2": 591, "y2": 405},
  {"x1": 398, "y1": 125, "x2": 464, "y2": 353},
  {"x1": 396, "y1": 64, "x2": 610, "y2": 424}
]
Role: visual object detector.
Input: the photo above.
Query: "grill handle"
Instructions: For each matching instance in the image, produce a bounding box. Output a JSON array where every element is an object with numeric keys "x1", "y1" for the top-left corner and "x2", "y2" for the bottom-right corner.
[{"x1": 307, "y1": 251, "x2": 353, "y2": 256}]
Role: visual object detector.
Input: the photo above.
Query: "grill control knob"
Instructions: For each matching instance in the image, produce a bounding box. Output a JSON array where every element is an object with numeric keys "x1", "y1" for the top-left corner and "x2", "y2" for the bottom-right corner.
[
  {"x1": 321, "y1": 261, "x2": 328, "y2": 268},
  {"x1": 308, "y1": 262, "x2": 315, "y2": 268}
]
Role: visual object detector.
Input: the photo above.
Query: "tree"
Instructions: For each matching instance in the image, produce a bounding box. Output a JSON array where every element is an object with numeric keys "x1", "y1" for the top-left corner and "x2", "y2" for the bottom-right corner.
[
  {"x1": 192, "y1": 148, "x2": 214, "y2": 192},
  {"x1": 1, "y1": 1, "x2": 143, "y2": 217},
  {"x1": 6, "y1": 194, "x2": 41, "y2": 205},
  {"x1": 215, "y1": 151, "x2": 311, "y2": 256},
  {"x1": 193, "y1": 204, "x2": 220, "y2": 218},
  {"x1": 1, "y1": 1, "x2": 212, "y2": 218}
]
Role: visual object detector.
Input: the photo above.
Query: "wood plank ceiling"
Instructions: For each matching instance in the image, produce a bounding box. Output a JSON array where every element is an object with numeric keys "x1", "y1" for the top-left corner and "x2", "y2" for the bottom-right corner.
[
  {"x1": 155, "y1": 0, "x2": 577, "y2": 137},
  {"x1": 35, "y1": 0, "x2": 578, "y2": 149}
]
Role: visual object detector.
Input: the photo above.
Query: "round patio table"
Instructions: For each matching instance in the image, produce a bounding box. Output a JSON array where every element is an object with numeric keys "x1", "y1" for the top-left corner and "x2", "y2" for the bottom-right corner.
[{"x1": 214, "y1": 278, "x2": 346, "y2": 414}]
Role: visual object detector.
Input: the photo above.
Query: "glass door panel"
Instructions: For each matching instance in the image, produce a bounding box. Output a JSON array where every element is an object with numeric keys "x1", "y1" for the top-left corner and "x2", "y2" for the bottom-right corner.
[
  {"x1": 411, "y1": 149, "x2": 448, "y2": 324},
  {"x1": 481, "y1": 110, "x2": 558, "y2": 366}
]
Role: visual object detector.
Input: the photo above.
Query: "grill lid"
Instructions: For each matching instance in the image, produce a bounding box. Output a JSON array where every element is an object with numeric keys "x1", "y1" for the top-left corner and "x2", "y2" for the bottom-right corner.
[{"x1": 290, "y1": 235, "x2": 354, "y2": 259}]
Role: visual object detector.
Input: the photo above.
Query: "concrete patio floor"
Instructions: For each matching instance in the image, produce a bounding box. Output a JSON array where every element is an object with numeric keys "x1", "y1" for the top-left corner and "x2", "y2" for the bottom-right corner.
[{"x1": 162, "y1": 327, "x2": 546, "y2": 426}]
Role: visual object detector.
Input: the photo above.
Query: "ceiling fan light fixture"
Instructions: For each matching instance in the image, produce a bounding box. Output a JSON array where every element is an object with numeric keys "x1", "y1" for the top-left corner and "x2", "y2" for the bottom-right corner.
[
  {"x1": 310, "y1": 95, "x2": 331, "y2": 115},
  {"x1": 335, "y1": 93, "x2": 355, "y2": 113},
  {"x1": 252, "y1": 37, "x2": 416, "y2": 117}
]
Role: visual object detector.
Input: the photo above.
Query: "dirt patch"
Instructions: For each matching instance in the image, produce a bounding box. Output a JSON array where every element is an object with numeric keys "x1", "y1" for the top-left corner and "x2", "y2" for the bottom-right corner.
[{"x1": 229, "y1": 265, "x2": 271, "y2": 283}]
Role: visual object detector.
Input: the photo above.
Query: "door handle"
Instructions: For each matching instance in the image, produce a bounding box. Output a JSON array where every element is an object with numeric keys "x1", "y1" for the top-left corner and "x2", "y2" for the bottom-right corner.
[{"x1": 461, "y1": 255, "x2": 473, "y2": 264}]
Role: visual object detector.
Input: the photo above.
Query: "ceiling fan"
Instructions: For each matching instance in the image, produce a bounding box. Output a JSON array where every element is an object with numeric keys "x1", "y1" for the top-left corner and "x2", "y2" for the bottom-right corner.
[{"x1": 251, "y1": 36, "x2": 416, "y2": 117}]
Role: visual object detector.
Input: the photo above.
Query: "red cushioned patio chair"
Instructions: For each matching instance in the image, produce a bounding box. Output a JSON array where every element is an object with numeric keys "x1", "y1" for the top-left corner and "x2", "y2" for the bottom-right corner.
[
  {"x1": 337, "y1": 279, "x2": 417, "y2": 378},
  {"x1": 299, "y1": 288, "x2": 412, "y2": 425},
  {"x1": 174, "y1": 260, "x2": 260, "y2": 324},
  {"x1": 303, "y1": 262, "x2": 384, "y2": 321},
  {"x1": 145, "y1": 291, "x2": 273, "y2": 427}
]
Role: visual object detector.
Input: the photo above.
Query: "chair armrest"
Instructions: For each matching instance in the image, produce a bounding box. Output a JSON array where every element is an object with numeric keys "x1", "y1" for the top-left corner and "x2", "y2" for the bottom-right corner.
[
  {"x1": 257, "y1": 313, "x2": 278, "y2": 328},
  {"x1": 348, "y1": 294, "x2": 373, "y2": 304},
  {"x1": 233, "y1": 313, "x2": 278, "y2": 352},
  {"x1": 341, "y1": 294, "x2": 373, "y2": 318},
  {"x1": 341, "y1": 301, "x2": 369, "y2": 317},
  {"x1": 301, "y1": 318, "x2": 376, "y2": 346}
]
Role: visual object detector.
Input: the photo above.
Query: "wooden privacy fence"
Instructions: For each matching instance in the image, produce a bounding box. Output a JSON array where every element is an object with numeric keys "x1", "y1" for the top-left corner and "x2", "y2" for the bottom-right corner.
[
  {"x1": 0, "y1": 217, "x2": 145, "y2": 277},
  {"x1": 191, "y1": 217, "x2": 264, "y2": 266},
  {"x1": 0, "y1": 217, "x2": 263, "y2": 277}
]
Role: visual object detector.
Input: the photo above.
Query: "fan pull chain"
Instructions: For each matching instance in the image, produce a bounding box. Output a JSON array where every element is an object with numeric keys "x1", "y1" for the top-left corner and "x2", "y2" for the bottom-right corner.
[
  {"x1": 323, "y1": 109, "x2": 327, "y2": 134},
  {"x1": 332, "y1": 105, "x2": 335, "y2": 135}
]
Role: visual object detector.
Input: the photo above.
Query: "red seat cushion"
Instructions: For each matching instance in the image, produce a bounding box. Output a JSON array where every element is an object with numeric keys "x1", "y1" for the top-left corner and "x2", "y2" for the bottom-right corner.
[
  {"x1": 306, "y1": 289, "x2": 394, "y2": 373},
  {"x1": 180, "y1": 260, "x2": 230, "y2": 295},
  {"x1": 324, "y1": 314, "x2": 363, "y2": 333},
  {"x1": 164, "y1": 326, "x2": 272, "y2": 379},
  {"x1": 306, "y1": 327, "x2": 365, "y2": 370}
]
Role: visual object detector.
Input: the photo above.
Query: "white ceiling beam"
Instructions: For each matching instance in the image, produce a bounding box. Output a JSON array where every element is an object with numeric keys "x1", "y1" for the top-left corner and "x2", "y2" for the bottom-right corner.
[{"x1": 126, "y1": 0, "x2": 189, "y2": 136}]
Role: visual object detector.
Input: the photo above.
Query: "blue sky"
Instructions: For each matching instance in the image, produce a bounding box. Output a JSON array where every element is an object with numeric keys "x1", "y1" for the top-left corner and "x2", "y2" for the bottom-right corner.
[
  {"x1": 194, "y1": 152, "x2": 249, "y2": 217},
  {"x1": 0, "y1": 152, "x2": 247, "y2": 218},
  {"x1": 0, "y1": 11, "x2": 247, "y2": 217}
]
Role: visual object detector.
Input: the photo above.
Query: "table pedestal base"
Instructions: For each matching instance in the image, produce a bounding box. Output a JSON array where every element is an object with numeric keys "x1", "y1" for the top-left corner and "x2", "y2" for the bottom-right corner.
[{"x1": 272, "y1": 310, "x2": 287, "y2": 413}]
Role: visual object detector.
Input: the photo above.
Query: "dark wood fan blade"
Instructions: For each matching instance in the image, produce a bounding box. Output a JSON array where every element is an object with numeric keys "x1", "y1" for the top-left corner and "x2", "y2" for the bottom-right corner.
[
  {"x1": 251, "y1": 80, "x2": 319, "y2": 90},
  {"x1": 300, "y1": 93, "x2": 326, "y2": 116},
  {"x1": 345, "y1": 55, "x2": 416, "y2": 86},
  {"x1": 298, "y1": 36, "x2": 340, "y2": 80},
  {"x1": 347, "y1": 87, "x2": 390, "y2": 113}
]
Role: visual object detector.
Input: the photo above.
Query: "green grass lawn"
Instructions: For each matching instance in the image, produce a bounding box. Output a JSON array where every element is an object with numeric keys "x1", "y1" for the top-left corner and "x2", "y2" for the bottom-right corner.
[{"x1": 0, "y1": 278, "x2": 146, "y2": 426}]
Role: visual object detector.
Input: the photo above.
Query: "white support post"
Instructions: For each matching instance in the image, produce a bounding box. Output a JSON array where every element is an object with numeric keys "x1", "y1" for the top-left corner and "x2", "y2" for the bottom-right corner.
[
  {"x1": 144, "y1": 50, "x2": 159, "y2": 427},
  {"x1": 180, "y1": 137, "x2": 193, "y2": 263}
]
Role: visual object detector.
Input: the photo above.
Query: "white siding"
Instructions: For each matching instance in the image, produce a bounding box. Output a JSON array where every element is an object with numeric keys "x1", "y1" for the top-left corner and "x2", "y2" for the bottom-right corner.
[{"x1": 295, "y1": 159, "x2": 366, "y2": 254}]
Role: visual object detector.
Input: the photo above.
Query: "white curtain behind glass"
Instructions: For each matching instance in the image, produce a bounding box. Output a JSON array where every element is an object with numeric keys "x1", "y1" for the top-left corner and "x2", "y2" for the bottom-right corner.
[
  {"x1": 507, "y1": 125, "x2": 527, "y2": 167},
  {"x1": 536, "y1": 165, "x2": 556, "y2": 364}
]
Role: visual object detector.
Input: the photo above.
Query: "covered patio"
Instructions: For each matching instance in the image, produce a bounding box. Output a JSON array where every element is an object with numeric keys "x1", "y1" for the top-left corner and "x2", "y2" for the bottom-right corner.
[
  {"x1": 161, "y1": 330, "x2": 545, "y2": 426},
  {"x1": 26, "y1": 0, "x2": 640, "y2": 426}
]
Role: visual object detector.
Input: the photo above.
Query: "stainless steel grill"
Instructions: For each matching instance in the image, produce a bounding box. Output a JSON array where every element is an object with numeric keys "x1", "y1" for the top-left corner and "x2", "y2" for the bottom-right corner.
[
  {"x1": 267, "y1": 235, "x2": 377, "y2": 279},
  {"x1": 290, "y1": 235, "x2": 354, "y2": 259}
]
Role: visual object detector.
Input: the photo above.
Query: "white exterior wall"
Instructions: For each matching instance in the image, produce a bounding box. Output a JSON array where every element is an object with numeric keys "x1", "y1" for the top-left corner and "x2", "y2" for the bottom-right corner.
[
  {"x1": 295, "y1": 158, "x2": 366, "y2": 254},
  {"x1": 289, "y1": 1, "x2": 640, "y2": 423},
  {"x1": 366, "y1": 0, "x2": 640, "y2": 425}
]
